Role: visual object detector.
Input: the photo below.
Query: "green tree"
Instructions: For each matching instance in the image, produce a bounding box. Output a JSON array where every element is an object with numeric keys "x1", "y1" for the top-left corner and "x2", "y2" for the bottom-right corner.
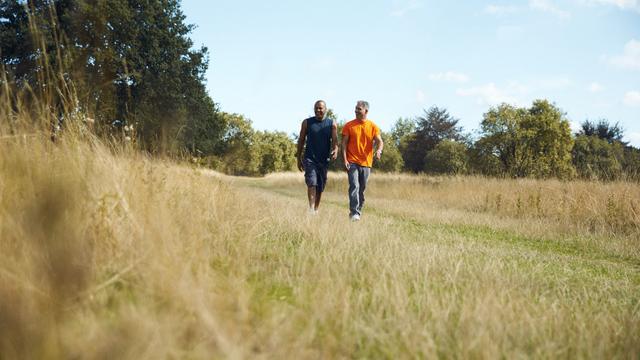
[
  {"x1": 401, "y1": 107, "x2": 463, "y2": 173},
  {"x1": 1, "y1": 0, "x2": 224, "y2": 153},
  {"x1": 520, "y1": 100, "x2": 574, "y2": 178},
  {"x1": 373, "y1": 132, "x2": 403, "y2": 172},
  {"x1": 253, "y1": 131, "x2": 296, "y2": 175},
  {"x1": 473, "y1": 103, "x2": 523, "y2": 176},
  {"x1": 0, "y1": 1, "x2": 36, "y2": 84},
  {"x1": 216, "y1": 112, "x2": 256, "y2": 175},
  {"x1": 1, "y1": 0, "x2": 80, "y2": 123},
  {"x1": 390, "y1": 117, "x2": 415, "y2": 147},
  {"x1": 474, "y1": 100, "x2": 574, "y2": 178},
  {"x1": 424, "y1": 140, "x2": 468, "y2": 175},
  {"x1": 572, "y1": 135, "x2": 623, "y2": 180},
  {"x1": 622, "y1": 146, "x2": 640, "y2": 180},
  {"x1": 327, "y1": 119, "x2": 345, "y2": 172},
  {"x1": 575, "y1": 119, "x2": 640, "y2": 179},
  {"x1": 181, "y1": 87, "x2": 227, "y2": 156},
  {"x1": 468, "y1": 142, "x2": 505, "y2": 177},
  {"x1": 577, "y1": 119, "x2": 625, "y2": 144}
]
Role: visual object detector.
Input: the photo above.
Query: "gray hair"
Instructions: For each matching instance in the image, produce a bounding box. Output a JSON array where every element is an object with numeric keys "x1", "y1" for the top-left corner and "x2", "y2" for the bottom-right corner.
[{"x1": 356, "y1": 100, "x2": 369, "y2": 110}]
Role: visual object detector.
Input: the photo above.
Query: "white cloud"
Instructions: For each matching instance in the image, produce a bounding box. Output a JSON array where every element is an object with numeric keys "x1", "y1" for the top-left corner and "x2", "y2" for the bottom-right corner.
[
  {"x1": 588, "y1": 82, "x2": 604, "y2": 92},
  {"x1": 428, "y1": 71, "x2": 470, "y2": 83},
  {"x1": 456, "y1": 82, "x2": 528, "y2": 106},
  {"x1": 416, "y1": 90, "x2": 426, "y2": 104},
  {"x1": 623, "y1": 90, "x2": 640, "y2": 106},
  {"x1": 581, "y1": 0, "x2": 640, "y2": 12},
  {"x1": 604, "y1": 39, "x2": 640, "y2": 70},
  {"x1": 456, "y1": 78, "x2": 570, "y2": 107},
  {"x1": 391, "y1": 0, "x2": 422, "y2": 17},
  {"x1": 529, "y1": 0, "x2": 572, "y2": 18},
  {"x1": 484, "y1": 4, "x2": 519, "y2": 15}
]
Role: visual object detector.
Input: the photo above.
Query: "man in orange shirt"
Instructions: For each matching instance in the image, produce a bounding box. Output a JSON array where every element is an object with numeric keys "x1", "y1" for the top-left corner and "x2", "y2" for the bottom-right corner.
[{"x1": 341, "y1": 100, "x2": 384, "y2": 221}]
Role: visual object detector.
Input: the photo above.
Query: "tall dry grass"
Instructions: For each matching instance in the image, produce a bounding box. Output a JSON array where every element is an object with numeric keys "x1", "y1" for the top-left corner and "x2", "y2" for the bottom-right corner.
[
  {"x1": 260, "y1": 172, "x2": 640, "y2": 267},
  {"x1": 3, "y1": 130, "x2": 638, "y2": 358},
  {"x1": 1, "y1": 134, "x2": 234, "y2": 358},
  {"x1": 1, "y1": 6, "x2": 638, "y2": 356},
  {"x1": 368, "y1": 173, "x2": 640, "y2": 234},
  {"x1": 262, "y1": 172, "x2": 640, "y2": 238}
]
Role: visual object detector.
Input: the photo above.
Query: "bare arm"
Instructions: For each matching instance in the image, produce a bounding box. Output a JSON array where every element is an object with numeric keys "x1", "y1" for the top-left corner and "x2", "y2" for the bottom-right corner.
[
  {"x1": 296, "y1": 119, "x2": 307, "y2": 171},
  {"x1": 342, "y1": 134, "x2": 350, "y2": 170},
  {"x1": 374, "y1": 133, "x2": 384, "y2": 160},
  {"x1": 330, "y1": 120, "x2": 339, "y2": 160}
]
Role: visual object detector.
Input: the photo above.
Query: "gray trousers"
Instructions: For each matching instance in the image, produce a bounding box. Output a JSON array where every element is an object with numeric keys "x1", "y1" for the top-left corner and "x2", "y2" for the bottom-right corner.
[{"x1": 347, "y1": 164, "x2": 371, "y2": 216}]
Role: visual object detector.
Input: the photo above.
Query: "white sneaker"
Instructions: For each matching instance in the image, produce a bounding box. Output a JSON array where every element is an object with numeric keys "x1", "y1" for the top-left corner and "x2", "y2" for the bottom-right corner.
[
  {"x1": 350, "y1": 214, "x2": 360, "y2": 221},
  {"x1": 308, "y1": 208, "x2": 317, "y2": 215}
]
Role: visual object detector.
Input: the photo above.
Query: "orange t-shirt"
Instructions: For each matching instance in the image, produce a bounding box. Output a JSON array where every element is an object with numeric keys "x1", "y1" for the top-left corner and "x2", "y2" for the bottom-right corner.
[{"x1": 342, "y1": 119, "x2": 380, "y2": 167}]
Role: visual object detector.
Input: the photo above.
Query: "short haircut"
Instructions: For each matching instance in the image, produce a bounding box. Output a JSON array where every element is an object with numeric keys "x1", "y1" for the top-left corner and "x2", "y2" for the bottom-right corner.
[
  {"x1": 356, "y1": 100, "x2": 369, "y2": 110},
  {"x1": 314, "y1": 100, "x2": 326, "y2": 108}
]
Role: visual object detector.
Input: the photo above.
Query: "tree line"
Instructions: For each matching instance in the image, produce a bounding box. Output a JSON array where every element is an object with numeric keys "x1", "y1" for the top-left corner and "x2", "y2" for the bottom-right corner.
[
  {"x1": 378, "y1": 101, "x2": 640, "y2": 180},
  {"x1": 2, "y1": 1, "x2": 638, "y2": 180}
]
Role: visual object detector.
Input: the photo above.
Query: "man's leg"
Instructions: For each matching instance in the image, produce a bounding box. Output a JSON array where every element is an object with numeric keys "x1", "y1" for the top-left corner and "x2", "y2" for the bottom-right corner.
[
  {"x1": 357, "y1": 166, "x2": 370, "y2": 214},
  {"x1": 307, "y1": 186, "x2": 317, "y2": 210},
  {"x1": 347, "y1": 164, "x2": 360, "y2": 216},
  {"x1": 304, "y1": 158, "x2": 318, "y2": 213},
  {"x1": 315, "y1": 165, "x2": 329, "y2": 212},
  {"x1": 314, "y1": 190, "x2": 322, "y2": 210},
  {"x1": 314, "y1": 162, "x2": 327, "y2": 211}
]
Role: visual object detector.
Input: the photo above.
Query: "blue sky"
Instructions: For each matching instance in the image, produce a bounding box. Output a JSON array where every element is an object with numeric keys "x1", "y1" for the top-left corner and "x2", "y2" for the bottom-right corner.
[{"x1": 181, "y1": 0, "x2": 640, "y2": 146}]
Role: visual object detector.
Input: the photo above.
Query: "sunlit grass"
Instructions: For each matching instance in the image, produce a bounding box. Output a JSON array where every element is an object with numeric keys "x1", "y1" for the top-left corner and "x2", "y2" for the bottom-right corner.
[
  {"x1": 2, "y1": 7, "x2": 637, "y2": 355},
  {"x1": 1, "y1": 133, "x2": 638, "y2": 358}
]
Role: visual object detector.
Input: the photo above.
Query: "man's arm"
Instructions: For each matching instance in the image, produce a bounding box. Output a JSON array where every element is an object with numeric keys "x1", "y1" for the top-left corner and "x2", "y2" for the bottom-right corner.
[
  {"x1": 342, "y1": 133, "x2": 350, "y2": 170},
  {"x1": 374, "y1": 133, "x2": 384, "y2": 160},
  {"x1": 330, "y1": 120, "x2": 339, "y2": 160},
  {"x1": 296, "y1": 119, "x2": 307, "y2": 171}
]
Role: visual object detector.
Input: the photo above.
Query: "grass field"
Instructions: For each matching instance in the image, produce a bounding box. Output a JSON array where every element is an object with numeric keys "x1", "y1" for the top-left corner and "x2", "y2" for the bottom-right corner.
[{"x1": 1, "y1": 136, "x2": 639, "y2": 359}]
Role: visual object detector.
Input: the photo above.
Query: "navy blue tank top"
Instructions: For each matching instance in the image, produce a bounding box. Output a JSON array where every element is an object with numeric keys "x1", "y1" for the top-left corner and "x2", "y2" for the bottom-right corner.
[{"x1": 304, "y1": 117, "x2": 333, "y2": 165}]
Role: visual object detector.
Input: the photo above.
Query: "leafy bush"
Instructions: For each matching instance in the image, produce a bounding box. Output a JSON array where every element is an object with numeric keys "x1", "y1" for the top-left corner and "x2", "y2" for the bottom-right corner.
[
  {"x1": 424, "y1": 140, "x2": 468, "y2": 175},
  {"x1": 474, "y1": 100, "x2": 574, "y2": 178},
  {"x1": 572, "y1": 135, "x2": 623, "y2": 180},
  {"x1": 373, "y1": 132, "x2": 404, "y2": 172}
]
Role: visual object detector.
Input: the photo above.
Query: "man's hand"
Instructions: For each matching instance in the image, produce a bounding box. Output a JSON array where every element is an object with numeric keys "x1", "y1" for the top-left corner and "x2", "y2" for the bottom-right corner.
[
  {"x1": 330, "y1": 147, "x2": 338, "y2": 160},
  {"x1": 344, "y1": 160, "x2": 350, "y2": 171},
  {"x1": 296, "y1": 120, "x2": 307, "y2": 172},
  {"x1": 297, "y1": 157, "x2": 304, "y2": 172},
  {"x1": 373, "y1": 133, "x2": 384, "y2": 161}
]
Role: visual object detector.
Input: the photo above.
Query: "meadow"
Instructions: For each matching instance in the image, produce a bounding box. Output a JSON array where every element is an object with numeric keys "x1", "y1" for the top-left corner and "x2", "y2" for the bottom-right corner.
[{"x1": 0, "y1": 133, "x2": 638, "y2": 359}]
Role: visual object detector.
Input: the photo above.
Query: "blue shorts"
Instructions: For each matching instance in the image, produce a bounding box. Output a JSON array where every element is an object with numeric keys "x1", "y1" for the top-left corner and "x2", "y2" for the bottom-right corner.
[{"x1": 304, "y1": 158, "x2": 328, "y2": 193}]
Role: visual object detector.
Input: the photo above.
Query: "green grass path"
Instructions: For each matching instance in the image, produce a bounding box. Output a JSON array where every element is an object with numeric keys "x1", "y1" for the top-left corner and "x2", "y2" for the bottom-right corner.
[{"x1": 243, "y1": 178, "x2": 640, "y2": 273}]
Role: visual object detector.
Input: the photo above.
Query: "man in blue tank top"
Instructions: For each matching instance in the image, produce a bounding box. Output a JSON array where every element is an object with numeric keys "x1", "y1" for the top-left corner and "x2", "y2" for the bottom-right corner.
[{"x1": 296, "y1": 100, "x2": 339, "y2": 214}]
